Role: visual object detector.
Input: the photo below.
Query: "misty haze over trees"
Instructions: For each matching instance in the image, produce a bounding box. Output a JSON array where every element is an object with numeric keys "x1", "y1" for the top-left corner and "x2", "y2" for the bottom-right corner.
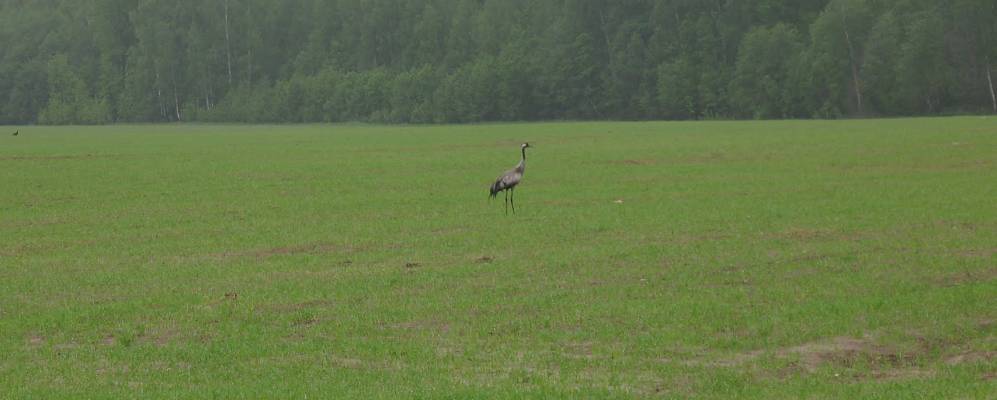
[{"x1": 1, "y1": 0, "x2": 995, "y2": 124}]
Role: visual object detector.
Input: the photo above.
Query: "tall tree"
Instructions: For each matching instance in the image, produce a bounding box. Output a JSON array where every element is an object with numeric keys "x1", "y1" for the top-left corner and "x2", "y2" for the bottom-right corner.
[{"x1": 732, "y1": 24, "x2": 803, "y2": 119}]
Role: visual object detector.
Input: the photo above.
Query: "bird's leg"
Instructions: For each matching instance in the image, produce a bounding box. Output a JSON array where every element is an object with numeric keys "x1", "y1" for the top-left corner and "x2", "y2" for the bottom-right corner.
[
  {"x1": 510, "y1": 188, "x2": 516, "y2": 214},
  {"x1": 504, "y1": 190, "x2": 509, "y2": 215}
]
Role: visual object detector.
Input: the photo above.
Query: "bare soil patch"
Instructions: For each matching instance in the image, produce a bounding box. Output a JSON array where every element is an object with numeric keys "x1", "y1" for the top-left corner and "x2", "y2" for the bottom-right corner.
[
  {"x1": 610, "y1": 159, "x2": 657, "y2": 166},
  {"x1": 138, "y1": 327, "x2": 178, "y2": 347},
  {"x1": 561, "y1": 341, "x2": 601, "y2": 360},
  {"x1": 768, "y1": 227, "x2": 861, "y2": 243},
  {"x1": 259, "y1": 299, "x2": 335, "y2": 314},
  {"x1": 944, "y1": 351, "x2": 995, "y2": 366},
  {"x1": 680, "y1": 350, "x2": 765, "y2": 368},
  {"x1": 933, "y1": 268, "x2": 997, "y2": 287},
  {"x1": 255, "y1": 242, "x2": 342, "y2": 259},
  {"x1": 780, "y1": 336, "x2": 918, "y2": 372},
  {"x1": 329, "y1": 355, "x2": 365, "y2": 369},
  {"x1": 0, "y1": 154, "x2": 123, "y2": 161},
  {"x1": 292, "y1": 313, "x2": 319, "y2": 327},
  {"x1": 957, "y1": 248, "x2": 997, "y2": 258},
  {"x1": 678, "y1": 334, "x2": 941, "y2": 381},
  {"x1": 26, "y1": 334, "x2": 44, "y2": 347},
  {"x1": 384, "y1": 318, "x2": 451, "y2": 336}
]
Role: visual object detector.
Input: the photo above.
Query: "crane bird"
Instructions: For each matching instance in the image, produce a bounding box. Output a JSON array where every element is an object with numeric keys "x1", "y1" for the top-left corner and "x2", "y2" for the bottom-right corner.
[{"x1": 489, "y1": 142, "x2": 531, "y2": 214}]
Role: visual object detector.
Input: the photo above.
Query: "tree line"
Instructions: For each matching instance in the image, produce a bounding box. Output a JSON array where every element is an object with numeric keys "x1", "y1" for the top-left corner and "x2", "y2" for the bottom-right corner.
[{"x1": 1, "y1": 0, "x2": 994, "y2": 125}]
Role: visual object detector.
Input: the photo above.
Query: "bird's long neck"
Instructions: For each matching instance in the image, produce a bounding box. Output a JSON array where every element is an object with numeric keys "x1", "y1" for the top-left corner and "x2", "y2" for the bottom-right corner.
[{"x1": 517, "y1": 148, "x2": 527, "y2": 171}]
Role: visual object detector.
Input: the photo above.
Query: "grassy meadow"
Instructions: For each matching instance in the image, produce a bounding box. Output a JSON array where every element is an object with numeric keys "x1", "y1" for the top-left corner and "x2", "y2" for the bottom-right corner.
[{"x1": 0, "y1": 118, "x2": 995, "y2": 398}]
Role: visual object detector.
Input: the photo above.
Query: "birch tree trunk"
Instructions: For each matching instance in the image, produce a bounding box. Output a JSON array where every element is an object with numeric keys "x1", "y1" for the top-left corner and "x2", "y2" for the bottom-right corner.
[
  {"x1": 842, "y1": 23, "x2": 863, "y2": 114},
  {"x1": 155, "y1": 70, "x2": 165, "y2": 119},
  {"x1": 174, "y1": 82, "x2": 181, "y2": 121},
  {"x1": 246, "y1": 1, "x2": 253, "y2": 84},
  {"x1": 224, "y1": 0, "x2": 232, "y2": 85},
  {"x1": 987, "y1": 57, "x2": 996, "y2": 113}
]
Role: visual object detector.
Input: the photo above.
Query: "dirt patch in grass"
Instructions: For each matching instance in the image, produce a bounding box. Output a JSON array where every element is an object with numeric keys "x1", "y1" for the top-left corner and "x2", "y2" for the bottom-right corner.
[
  {"x1": 680, "y1": 350, "x2": 765, "y2": 368},
  {"x1": 932, "y1": 268, "x2": 997, "y2": 287},
  {"x1": 0, "y1": 216, "x2": 67, "y2": 229},
  {"x1": 54, "y1": 341, "x2": 81, "y2": 350},
  {"x1": 0, "y1": 154, "x2": 126, "y2": 161},
  {"x1": 779, "y1": 228, "x2": 836, "y2": 241},
  {"x1": 255, "y1": 242, "x2": 342, "y2": 259},
  {"x1": 957, "y1": 248, "x2": 997, "y2": 258},
  {"x1": 978, "y1": 319, "x2": 995, "y2": 331},
  {"x1": 931, "y1": 219, "x2": 984, "y2": 232},
  {"x1": 384, "y1": 318, "x2": 451, "y2": 336},
  {"x1": 944, "y1": 351, "x2": 995, "y2": 366},
  {"x1": 861, "y1": 369, "x2": 935, "y2": 380},
  {"x1": 259, "y1": 299, "x2": 335, "y2": 314},
  {"x1": 329, "y1": 355, "x2": 365, "y2": 369},
  {"x1": 561, "y1": 341, "x2": 601, "y2": 360},
  {"x1": 1, "y1": 237, "x2": 98, "y2": 257},
  {"x1": 26, "y1": 334, "x2": 44, "y2": 347},
  {"x1": 681, "y1": 152, "x2": 730, "y2": 164},
  {"x1": 780, "y1": 336, "x2": 919, "y2": 372},
  {"x1": 768, "y1": 227, "x2": 862, "y2": 243},
  {"x1": 138, "y1": 327, "x2": 179, "y2": 347},
  {"x1": 292, "y1": 313, "x2": 319, "y2": 327},
  {"x1": 680, "y1": 334, "x2": 939, "y2": 381}
]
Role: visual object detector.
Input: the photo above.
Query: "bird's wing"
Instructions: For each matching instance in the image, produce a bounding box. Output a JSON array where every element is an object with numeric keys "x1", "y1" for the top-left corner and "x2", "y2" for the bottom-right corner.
[
  {"x1": 499, "y1": 171, "x2": 522, "y2": 186},
  {"x1": 489, "y1": 170, "x2": 514, "y2": 191}
]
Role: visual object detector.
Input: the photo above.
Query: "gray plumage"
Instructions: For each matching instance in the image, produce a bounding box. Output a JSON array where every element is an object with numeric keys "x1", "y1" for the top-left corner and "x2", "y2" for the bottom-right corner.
[{"x1": 490, "y1": 142, "x2": 531, "y2": 214}]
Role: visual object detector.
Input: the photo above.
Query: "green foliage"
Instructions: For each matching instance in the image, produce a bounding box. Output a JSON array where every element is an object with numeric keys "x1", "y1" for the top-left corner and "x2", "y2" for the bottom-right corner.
[
  {"x1": 657, "y1": 58, "x2": 699, "y2": 119},
  {"x1": 896, "y1": 11, "x2": 951, "y2": 113},
  {"x1": 862, "y1": 10, "x2": 905, "y2": 114},
  {"x1": 732, "y1": 24, "x2": 804, "y2": 119},
  {"x1": 38, "y1": 54, "x2": 112, "y2": 125},
  {"x1": 1, "y1": 0, "x2": 996, "y2": 124}
]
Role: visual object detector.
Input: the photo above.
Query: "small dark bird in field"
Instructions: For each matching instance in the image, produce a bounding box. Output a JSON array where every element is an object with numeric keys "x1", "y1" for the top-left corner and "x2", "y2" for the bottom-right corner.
[
  {"x1": 12, "y1": 130, "x2": 17, "y2": 136},
  {"x1": 489, "y1": 142, "x2": 531, "y2": 214}
]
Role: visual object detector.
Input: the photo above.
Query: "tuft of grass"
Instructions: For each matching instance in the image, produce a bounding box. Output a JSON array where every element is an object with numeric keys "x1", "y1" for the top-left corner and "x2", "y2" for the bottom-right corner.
[{"x1": 1, "y1": 118, "x2": 995, "y2": 398}]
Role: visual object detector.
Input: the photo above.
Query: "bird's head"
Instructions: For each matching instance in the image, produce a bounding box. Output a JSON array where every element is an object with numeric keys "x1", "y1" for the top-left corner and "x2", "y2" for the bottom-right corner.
[{"x1": 522, "y1": 142, "x2": 531, "y2": 149}]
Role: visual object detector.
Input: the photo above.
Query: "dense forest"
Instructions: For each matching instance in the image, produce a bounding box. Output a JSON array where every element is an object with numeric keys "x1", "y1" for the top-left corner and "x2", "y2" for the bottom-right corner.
[{"x1": 1, "y1": 0, "x2": 995, "y2": 124}]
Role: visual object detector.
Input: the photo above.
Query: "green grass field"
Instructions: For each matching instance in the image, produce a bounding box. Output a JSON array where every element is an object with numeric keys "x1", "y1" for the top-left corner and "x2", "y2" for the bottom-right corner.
[{"x1": 1, "y1": 118, "x2": 995, "y2": 398}]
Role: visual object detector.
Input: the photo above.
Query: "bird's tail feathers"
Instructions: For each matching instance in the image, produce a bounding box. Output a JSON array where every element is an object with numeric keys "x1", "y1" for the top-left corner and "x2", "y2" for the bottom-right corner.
[{"x1": 489, "y1": 182, "x2": 500, "y2": 199}]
